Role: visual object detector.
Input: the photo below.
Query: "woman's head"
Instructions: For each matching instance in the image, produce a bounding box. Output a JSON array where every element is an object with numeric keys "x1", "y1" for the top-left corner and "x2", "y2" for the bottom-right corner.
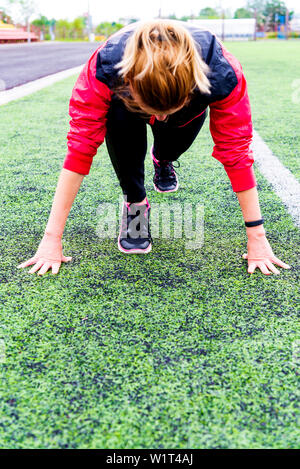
[{"x1": 116, "y1": 20, "x2": 211, "y2": 115}]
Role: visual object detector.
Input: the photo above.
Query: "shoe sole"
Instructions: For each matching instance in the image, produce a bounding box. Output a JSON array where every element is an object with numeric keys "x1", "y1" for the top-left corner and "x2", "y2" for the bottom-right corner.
[
  {"x1": 117, "y1": 237, "x2": 152, "y2": 254},
  {"x1": 153, "y1": 181, "x2": 179, "y2": 193}
]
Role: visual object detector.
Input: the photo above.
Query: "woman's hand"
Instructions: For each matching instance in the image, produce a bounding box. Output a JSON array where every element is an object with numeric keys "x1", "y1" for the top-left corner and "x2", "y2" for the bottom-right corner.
[
  {"x1": 17, "y1": 233, "x2": 72, "y2": 276},
  {"x1": 243, "y1": 230, "x2": 291, "y2": 275}
]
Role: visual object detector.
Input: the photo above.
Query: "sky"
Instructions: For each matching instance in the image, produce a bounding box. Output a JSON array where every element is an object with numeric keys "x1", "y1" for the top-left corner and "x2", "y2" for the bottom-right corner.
[{"x1": 3, "y1": 0, "x2": 300, "y2": 23}]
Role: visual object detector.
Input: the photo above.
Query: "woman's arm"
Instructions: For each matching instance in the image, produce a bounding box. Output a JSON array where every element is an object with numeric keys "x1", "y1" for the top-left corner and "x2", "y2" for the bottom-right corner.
[
  {"x1": 18, "y1": 169, "x2": 84, "y2": 276},
  {"x1": 209, "y1": 45, "x2": 291, "y2": 275},
  {"x1": 44, "y1": 168, "x2": 84, "y2": 238},
  {"x1": 63, "y1": 45, "x2": 112, "y2": 175},
  {"x1": 18, "y1": 45, "x2": 112, "y2": 275},
  {"x1": 236, "y1": 187, "x2": 291, "y2": 275}
]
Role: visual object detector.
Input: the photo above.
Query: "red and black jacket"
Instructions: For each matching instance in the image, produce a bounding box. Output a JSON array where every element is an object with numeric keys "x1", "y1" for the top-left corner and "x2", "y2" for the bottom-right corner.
[{"x1": 63, "y1": 22, "x2": 256, "y2": 192}]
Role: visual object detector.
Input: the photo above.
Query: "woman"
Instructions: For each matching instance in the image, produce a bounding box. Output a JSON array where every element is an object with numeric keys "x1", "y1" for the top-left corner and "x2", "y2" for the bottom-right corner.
[{"x1": 18, "y1": 20, "x2": 291, "y2": 275}]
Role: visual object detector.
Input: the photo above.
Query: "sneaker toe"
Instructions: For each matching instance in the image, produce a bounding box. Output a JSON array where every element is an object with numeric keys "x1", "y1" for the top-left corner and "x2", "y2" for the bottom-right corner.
[
  {"x1": 155, "y1": 180, "x2": 178, "y2": 192},
  {"x1": 119, "y1": 238, "x2": 151, "y2": 251}
]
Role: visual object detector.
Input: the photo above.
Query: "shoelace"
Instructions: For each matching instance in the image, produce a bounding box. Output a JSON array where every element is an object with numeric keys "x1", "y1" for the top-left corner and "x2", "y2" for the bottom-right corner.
[{"x1": 157, "y1": 160, "x2": 180, "y2": 179}]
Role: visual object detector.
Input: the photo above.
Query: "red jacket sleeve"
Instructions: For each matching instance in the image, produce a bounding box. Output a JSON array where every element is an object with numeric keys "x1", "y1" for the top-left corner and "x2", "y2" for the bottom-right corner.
[
  {"x1": 63, "y1": 44, "x2": 112, "y2": 175},
  {"x1": 209, "y1": 44, "x2": 256, "y2": 192}
]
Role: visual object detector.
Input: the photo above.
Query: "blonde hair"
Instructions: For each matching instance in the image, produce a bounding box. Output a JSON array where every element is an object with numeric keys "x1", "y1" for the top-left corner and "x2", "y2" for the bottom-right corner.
[{"x1": 115, "y1": 20, "x2": 211, "y2": 114}]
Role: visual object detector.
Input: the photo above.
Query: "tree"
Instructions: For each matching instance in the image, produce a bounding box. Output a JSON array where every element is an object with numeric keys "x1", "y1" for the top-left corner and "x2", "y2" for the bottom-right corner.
[
  {"x1": 71, "y1": 17, "x2": 85, "y2": 39},
  {"x1": 246, "y1": 0, "x2": 267, "y2": 28},
  {"x1": 234, "y1": 8, "x2": 253, "y2": 19},
  {"x1": 55, "y1": 19, "x2": 72, "y2": 39},
  {"x1": 32, "y1": 15, "x2": 50, "y2": 38},
  {"x1": 95, "y1": 21, "x2": 123, "y2": 38},
  {"x1": 247, "y1": 0, "x2": 267, "y2": 11},
  {"x1": 263, "y1": 1, "x2": 293, "y2": 31},
  {"x1": 6, "y1": 0, "x2": 36, "y2": 42},
  {"x1": 0, "y1": 8, "x2": 13, "y2": 23},
  {"x1": 179, "y1": 16, "x2": 190, "y2": 22},
  {"x1": 167, "y1": 14, "x2": 178, "y2": 20},
  {"x1": 198, "y1": 7, "x2": 220, "y2": 19}
]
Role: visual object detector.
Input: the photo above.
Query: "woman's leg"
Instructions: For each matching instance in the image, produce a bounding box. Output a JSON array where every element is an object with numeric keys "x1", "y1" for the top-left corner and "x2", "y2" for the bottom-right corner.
[
  {"x1": 105, "y1": 96, "x2": 148, "y2": 203},
  {"x1": 151, "y1": 110, "x2": 207, "y2": 162}
]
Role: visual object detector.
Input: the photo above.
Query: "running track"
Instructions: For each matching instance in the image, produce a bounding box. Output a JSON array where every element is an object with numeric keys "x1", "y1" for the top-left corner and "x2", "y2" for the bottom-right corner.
[{"x1": 0, "y1": 42, "x2": 99, "y2": 90}]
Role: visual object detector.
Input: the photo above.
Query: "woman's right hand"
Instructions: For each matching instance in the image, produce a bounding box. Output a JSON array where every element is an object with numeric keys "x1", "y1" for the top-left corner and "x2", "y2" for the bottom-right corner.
[{"x1": 17, "y1": 233, "x2": 72, "y2": 276}]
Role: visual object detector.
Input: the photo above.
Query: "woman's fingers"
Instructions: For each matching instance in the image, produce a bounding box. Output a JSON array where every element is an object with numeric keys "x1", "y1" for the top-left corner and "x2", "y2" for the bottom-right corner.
[
  {"x1": 17, "y1": 257, "x2": 38, "y2": 269},
  {"x1": 244, "y1": 254, "x2": 291, "y2": 275},
  {"x1": 248, "y1": 261, "x2": 271, "y2": 275},
  {"x1": 247, "y1": 261, "x2": 257, "y2": 274},
  {"x1": 37, "y1": 262, "x2": 51, "y2": 276},
  {"x1": 62, "y1": 256, "x2": 72, "y2": 263},
  {"x1": 18, "y1": 255, "x2": 72, "y2": 275},
  {"x1": 52, "y1": 263, "x2": 61, "y2": 275},
  {"x1": 28, "y1": 260, "x2": 44, "y2": 274},
  {"x1": 271, "y1": 256, "x2": 291, "y2": 270},
  {"x1": 265, "y1": 259, "x2": 280, "y2": 275},
  {"x1": 257, "y1": 262, "x2": 271, "y2": 275}
]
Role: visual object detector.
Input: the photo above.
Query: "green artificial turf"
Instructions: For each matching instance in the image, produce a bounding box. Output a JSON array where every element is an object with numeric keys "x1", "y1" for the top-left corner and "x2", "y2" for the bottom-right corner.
[
  {"x1": 0, "y1": 44, "x2": 299, "y2": 449},
  {"x1": 225, "y1": 40, "x2": 300, "y2": 181}
]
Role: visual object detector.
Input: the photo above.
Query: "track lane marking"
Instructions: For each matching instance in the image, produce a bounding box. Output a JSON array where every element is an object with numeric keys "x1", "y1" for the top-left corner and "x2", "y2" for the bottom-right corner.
[
  {"x1": 252, "y1": 130, "x2": 300, "y2": 228},
  {"x1": 0, "y1": 65, "x2": 84, "y2": 106}
]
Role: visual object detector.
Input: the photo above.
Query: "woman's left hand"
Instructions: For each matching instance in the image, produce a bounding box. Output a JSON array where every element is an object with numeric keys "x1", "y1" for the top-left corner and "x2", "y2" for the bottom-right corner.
[{"x1": 242, "y1": 233, "x2": 291, "y2": 275}]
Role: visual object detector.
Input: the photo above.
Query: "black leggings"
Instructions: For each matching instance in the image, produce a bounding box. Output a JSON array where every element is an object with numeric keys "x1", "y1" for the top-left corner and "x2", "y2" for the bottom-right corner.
[{"x1": 105, "y1": 96, "x2": 207, "y2": 203}]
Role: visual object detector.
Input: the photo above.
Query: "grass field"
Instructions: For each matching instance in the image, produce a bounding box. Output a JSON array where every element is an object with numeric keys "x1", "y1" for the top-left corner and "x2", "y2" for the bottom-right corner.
[
  {"x1": 0, "y1": 41, "x2": 299, "y2": 449},
  {"x1": 226, "y1": 40, "x2": 300, "y2": 181}
]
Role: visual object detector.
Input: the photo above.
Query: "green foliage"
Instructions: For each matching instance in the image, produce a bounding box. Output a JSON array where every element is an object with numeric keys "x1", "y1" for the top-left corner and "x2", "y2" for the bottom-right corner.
[
  {"x1": 179, "y1": 16, "x2": 190, "y2": 22},
  {"x1": 54, "y1": 17, "x2": 86, "y2": 40},
  {"x1": 266, "y1": 31, "x2": 278, "y2": 38},
  {"x1": 198, "y1": 7, "x2": 220, "y2": 19},
  {"x1": 95, "y1": 21, "x2": 123, "y2": 38},
  {"x1": 0, "y1": 42, "x2": 299, "y2": 448},
  {"x1": 55, "y1": 19, "x2": 71, "y2": 39},
  {"x1": 264, "y1": 0, "x2": 291, "y2": 19},
  {"x1": 32, "y1": 14, "x2": 49, "y2": 26},
  {"x1": 32, "y1": 15, "x2": 50, "y2": 35},
  {"x1": 263, "y1": 0, "x2": 293, "y2": 31},
  {"x1": 247, "y1": 0, "x2": 267, "y2": 26},
  {"x1": 234, "y1": 8, "x2": 253, "y2": 19},
  {"x1": 247, "y1": 0, "x2": 293, "y2": 30},
  {"x1": 166, "y1": 14, "x2": 178, "y2": 20},
  {"x1": 0, "y1": 8, "x2": 12, "y2": 23},
  {"x1": 290, "y1": 31, "x2": 300, "y2": 38},
  {"x1": 71, "y1": 17, "x2": 85, "y2": 40}
]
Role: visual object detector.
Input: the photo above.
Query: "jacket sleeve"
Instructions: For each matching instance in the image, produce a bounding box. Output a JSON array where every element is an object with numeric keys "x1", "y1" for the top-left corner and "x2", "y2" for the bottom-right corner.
[
  {"x1": 63, "y1": 45, "x2": 112, "y2": 175},
  {"x1": 209, "y1": 44, "x2": 256, "y2": 192}
]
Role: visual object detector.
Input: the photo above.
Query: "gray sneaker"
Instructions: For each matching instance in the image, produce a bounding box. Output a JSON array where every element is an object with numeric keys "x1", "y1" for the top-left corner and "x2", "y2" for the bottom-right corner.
[{"x1": 118, "y1": 199, "x2": 152, "y2": 254}]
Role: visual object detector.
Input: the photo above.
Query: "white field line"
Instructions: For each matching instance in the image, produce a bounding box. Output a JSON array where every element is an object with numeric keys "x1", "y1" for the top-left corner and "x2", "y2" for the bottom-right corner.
[
  {"x1": 252, "y1": 130, "x2": 300, "y2": 228},
  {"x1": 0, "y1": 65, "x2": 84, "y2": 106}
]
